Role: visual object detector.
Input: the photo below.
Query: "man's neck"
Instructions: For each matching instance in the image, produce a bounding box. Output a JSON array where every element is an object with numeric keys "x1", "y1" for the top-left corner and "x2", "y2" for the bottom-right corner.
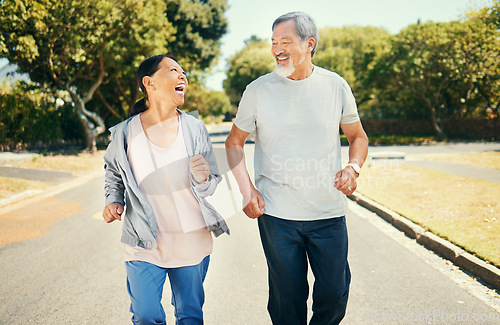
[{"x1": 288, "y1": 61, "x2": 314, "y2": 80}]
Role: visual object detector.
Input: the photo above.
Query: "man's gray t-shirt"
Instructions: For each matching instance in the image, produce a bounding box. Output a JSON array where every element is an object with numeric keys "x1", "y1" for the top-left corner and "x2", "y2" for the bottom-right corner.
[{"x1": 234, "y1": 66, "x2": 360, "y2": 221}]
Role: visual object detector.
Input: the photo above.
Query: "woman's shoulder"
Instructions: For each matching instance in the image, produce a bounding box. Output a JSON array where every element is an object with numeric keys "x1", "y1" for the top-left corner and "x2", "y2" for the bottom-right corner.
[
  {"x1": 108, "y1": 116, "x2": 134, "y2": 140},
  {"x1": 179, "y1": 110, "x2": 204, "y2": 130}
]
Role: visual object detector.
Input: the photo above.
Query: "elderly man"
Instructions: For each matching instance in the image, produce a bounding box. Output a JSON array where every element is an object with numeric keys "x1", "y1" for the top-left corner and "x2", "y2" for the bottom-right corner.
[{"x1": 226, "y1": 12, "x2": 369, "y2": 325}]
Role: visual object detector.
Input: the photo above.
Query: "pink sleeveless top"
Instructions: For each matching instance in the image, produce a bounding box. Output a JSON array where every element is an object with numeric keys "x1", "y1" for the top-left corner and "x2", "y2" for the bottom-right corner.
[{"x1": 123, "y1": 114, "x2": 213, "y2": 267}]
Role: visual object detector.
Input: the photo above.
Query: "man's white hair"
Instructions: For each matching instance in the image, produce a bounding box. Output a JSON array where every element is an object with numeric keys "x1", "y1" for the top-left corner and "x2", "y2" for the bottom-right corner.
[{"x1": 272, "y1": 12, "x2": 319, "y2": 57}]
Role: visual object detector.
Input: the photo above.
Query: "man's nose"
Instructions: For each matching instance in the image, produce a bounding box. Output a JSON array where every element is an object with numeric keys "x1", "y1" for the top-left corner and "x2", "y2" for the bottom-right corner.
[{"x1": 274, "y1": 47, "x2": 285, "y2": 56}]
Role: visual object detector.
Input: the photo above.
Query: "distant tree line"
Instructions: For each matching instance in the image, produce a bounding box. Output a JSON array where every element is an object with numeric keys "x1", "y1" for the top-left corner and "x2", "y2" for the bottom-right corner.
[
  {"x1": 223, "y1": 1, "x2": 499, "y2": 140},
  {"x1": 0, "y1": 0, "x2": 232, "y2": 151}
]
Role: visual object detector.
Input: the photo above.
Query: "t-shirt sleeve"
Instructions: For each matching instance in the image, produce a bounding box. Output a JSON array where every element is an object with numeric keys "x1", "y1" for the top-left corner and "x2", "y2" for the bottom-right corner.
[
  {"x1": 340, "y1": 78, "x2": 360, "y2": 124},
  {"x1": 233, "y1": 85, "x2": 257, "y2": 133}
]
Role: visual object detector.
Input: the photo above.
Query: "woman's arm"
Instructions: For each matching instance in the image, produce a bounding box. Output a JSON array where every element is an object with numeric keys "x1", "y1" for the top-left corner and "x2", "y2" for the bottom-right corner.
[{"x1": 103, "y1": 140, "x2": 125, "y2": 222}]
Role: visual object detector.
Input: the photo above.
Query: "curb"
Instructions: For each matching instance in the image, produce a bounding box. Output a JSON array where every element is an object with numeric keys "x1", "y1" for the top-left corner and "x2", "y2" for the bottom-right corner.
[
  {"x1": 349, "y1": 192, "x2": 500, "y2": 290},
  {"x1": 0, "y1": 169, "x2": 104, "y2": 213}
]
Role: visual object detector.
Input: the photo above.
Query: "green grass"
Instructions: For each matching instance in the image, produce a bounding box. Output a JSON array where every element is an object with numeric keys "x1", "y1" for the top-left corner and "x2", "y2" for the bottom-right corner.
[
  {"x1": 16, "y1": 151, "x2": 104, "y2": 174},
  {"x1": 357, "y1": 164, "x2": 500, "y2": 267},
  {"x1": 0, "y1": 177, "x2": 51, "y2": 199}
]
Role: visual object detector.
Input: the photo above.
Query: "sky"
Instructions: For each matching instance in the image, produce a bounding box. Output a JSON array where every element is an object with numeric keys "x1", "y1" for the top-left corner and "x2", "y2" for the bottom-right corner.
[{"x1": 205, "y1": 0, "x2": 492, "y2": 91}]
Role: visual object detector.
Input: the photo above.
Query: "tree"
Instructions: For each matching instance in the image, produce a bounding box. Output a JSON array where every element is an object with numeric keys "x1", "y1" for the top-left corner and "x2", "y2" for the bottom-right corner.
[
  {"x1": 223, "y1": 37, "x2": 274, "y2": 108},
  {"x1": 0, "y1": 0, "x2": 173, "y2": 152},
  {"x1": 313, "y1": 26, "x2": 391, "y2": 111},
  {"x1": 178, "y1": 81, "x2": 231, "y2": 120},
  {"x1": 372, "y1": 18, "x2": 499, "y2": 139},
  {"x1": 464, "y1": 0, "x2": 500, "y2": 121},
  {"x1": 164, "y1": 0, "x2": 228, "y2": 72},
  {"x1": 0, "y1": 81, "x2": 83, "y2": 150},
  {"x1": 86, "y1": 0, "x2": 229, "y2": 127}
]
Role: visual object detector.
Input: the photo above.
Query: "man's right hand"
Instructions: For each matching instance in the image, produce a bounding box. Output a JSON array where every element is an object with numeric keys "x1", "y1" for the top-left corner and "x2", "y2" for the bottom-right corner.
[
  {"x1": 103, "y1": 203, "x2": 124, "y2": 223},
  {"x1": 242, "y1": 187, "x2": 265, "y2": 219}
]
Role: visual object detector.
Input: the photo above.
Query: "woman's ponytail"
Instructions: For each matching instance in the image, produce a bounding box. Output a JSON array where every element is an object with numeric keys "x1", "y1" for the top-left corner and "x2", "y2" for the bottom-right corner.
[{"x1": 129, "y1": 97, "x2": 148, "y2": 118}]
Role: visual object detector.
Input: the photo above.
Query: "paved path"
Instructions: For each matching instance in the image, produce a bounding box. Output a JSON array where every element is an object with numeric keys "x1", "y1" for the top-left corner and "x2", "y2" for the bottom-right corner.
[
  {"x1": 364, "y1": 142, "x2": 500, "y2": 183},
  {"x1": 0, "y1": 166, "x2": 74, "y2": 184},
  {"x1": 404, "y1": 159, "x2": 500, "y2": 183},
  {"x1": 0, "y1": 143, "x2": 499, "y2": 325}
]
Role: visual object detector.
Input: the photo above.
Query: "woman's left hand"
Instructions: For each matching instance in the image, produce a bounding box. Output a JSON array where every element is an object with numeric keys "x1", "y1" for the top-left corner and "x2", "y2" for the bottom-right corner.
[{"x1": 190, "y1": 155, "x2": 210, "y2": 183}]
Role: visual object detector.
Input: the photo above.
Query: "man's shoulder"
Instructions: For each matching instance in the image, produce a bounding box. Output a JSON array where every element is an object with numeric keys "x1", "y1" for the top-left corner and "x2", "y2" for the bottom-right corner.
[
  {"x1": 313, "y1": 66, "x2": 353, "y2": 91},
  {"x1": 247, "y1": 71, "x2": 278, "y2": 90},
  {"x1": 314, "y1": 66, "x2": 344, "y2": 81}
]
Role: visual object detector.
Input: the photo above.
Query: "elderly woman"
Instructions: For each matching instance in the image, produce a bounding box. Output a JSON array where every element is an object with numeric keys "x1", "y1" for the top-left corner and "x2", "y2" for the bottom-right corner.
[{"x1": 102, "y1": 54, "x2": 229, "y2": 325}]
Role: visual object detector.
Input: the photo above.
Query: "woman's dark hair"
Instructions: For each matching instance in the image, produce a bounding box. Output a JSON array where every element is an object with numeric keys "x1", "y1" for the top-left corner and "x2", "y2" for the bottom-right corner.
[{"x1": 129, "y1": 54, "x2": 178, "y2": 117}]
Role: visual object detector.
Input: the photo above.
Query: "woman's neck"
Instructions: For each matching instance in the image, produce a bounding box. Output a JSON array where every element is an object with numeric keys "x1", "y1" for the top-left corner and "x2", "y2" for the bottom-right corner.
[{"x1": 143, "y1": 100, "x2": 178, "y2": 125}]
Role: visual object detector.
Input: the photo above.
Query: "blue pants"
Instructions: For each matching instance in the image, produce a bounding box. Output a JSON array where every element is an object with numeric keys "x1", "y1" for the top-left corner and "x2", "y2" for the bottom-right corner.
[
  {"x1": 125, "y1": 256, "x2": 210, "y2": 325},
  {"x1": 258, "y1": 214, "x2": 350, "y2": 325}
]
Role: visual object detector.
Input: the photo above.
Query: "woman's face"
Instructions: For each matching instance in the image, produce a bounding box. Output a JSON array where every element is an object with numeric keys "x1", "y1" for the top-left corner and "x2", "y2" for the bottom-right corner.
[{"x1": 148, "y1": 57, "x2": 188, "y2": 107}]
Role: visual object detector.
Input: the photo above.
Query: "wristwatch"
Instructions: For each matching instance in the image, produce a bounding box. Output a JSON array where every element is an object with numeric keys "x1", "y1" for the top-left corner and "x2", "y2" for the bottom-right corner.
[{"x1": 346, "y1": 163, "x2": 361, "y2": 175}]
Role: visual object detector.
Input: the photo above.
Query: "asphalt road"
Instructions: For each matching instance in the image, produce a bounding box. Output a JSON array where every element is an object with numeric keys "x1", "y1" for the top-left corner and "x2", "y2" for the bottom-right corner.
[{"x1": 0, "y1": 143, "x2": 499, "y2": 324}]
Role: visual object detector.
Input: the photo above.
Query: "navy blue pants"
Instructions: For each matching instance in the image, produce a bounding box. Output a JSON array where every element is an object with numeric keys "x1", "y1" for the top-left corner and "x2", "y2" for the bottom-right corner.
[{"x1": 258, "y1": 214, "x2": 350, "y2": 325}]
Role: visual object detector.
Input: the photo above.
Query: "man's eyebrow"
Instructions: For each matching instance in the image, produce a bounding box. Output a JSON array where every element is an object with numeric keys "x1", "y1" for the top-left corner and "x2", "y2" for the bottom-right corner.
[{"x1": 271, "y1": 36, "x2": 294, "y2": 41}]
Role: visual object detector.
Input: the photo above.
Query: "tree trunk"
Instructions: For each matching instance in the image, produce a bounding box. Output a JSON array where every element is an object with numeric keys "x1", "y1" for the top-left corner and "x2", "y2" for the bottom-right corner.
[
  {"x1": 48, "y1": 54, "x2": 107, "y2": 152},
  {"x1": 430, "y1": 106, "x2": 447, "y2": 140},
  {"x1": 70, "y1": 92, "x2": 105, "y2": 153}
]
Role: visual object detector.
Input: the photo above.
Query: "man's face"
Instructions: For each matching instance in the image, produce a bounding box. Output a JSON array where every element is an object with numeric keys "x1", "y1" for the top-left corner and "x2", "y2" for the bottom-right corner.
[{"x1": 271, "y1": 20, "x2": 309, "y2": 78}]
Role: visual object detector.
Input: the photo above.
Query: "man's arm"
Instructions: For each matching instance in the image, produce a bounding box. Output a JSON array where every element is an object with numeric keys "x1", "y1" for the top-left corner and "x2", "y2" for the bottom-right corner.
[
  {"x1": 225, "y1": 124, "x2": 265, "y2": 219},
  {"x1": 334, "y1": 121, "x2": 369, "y2": 195}
]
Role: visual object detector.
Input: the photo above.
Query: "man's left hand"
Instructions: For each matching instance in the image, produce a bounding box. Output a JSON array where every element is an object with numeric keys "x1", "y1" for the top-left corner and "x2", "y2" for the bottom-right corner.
[{"x1": 334, "y1": 167, "x2": 358, "y2": 196}]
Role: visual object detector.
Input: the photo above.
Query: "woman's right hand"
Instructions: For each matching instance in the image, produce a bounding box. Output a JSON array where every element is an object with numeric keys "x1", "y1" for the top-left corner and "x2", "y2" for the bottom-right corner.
[{"x1": 103, "y1": 203, "x2": 124, "y2": 223}]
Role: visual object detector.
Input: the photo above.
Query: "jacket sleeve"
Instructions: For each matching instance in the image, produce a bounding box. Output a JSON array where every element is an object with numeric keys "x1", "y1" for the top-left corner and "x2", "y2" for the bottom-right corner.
[
  {"x1": 191, "y1": 122, "x2": 222, "y2": 198},
  {"x1": 103, "y1": 135, "x2": 125, "y2": 206}
]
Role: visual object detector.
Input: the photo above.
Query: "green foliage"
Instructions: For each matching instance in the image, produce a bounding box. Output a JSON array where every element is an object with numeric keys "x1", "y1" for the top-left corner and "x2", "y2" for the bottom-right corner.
[
  {"x1": 0, "y1": 81, "x2": 83, "y2": 150},
  {"x1": 313, "y1": 25, "x2": 391, "y2": 110},
  {"x1": 465, "y1": 0, "x2": 500, "y2": 29},
  {"x1": 223, "y1": 38, "x2": 275, "y2": 107},
  {"x1": 371, "y1": 17, "x2": 500, "y2": 139},
  {"x1": 88, "y1": 0, "x2": 229, "y2": 126},
  {"x1": 165, "y1": 0, "x2": 228, "y2": 72},
  {"x1": 0, "y1": 0, "x2": 229, "y2": 150},
  {"x1": 180, "y1": 82, "x2": 231, "y2": 119},
  {"x1": 201, "y1": 90, "x2": 232, "y2": 117},
  {"x1": 0, "y1": 0, "x2": 175, "y2": 150}
]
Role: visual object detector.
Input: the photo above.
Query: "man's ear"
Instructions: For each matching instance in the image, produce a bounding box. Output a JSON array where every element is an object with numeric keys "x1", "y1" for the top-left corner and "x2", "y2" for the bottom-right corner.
[
  {"x1": 143, "y1": 76, "x2": 155, "y2": 91},
  {"x1": 307, "y1": 37, "x2": 316, "y2": 54}
]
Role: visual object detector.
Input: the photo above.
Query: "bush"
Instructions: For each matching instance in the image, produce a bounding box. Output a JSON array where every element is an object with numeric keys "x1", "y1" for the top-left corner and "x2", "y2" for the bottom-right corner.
[{"x1": 0, "y1": 81, "x2": 84, "y2": 151}]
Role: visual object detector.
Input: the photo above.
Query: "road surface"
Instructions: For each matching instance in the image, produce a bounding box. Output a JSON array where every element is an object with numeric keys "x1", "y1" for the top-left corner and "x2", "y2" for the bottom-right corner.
[{"x1": 0, "y1": 143, "x2": 499, "y2": 324}]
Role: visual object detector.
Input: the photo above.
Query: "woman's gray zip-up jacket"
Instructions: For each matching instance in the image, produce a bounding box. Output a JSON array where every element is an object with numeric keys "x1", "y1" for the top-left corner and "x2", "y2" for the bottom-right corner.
[{"x1": 103, "y1": 110, "x2": 230, "y2": 248}]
